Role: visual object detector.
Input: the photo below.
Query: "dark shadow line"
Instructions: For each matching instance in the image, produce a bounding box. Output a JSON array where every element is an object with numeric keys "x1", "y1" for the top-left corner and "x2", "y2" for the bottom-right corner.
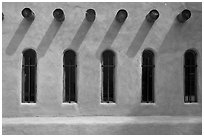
[
  {"x1": 95, "y1": 18, "x2": 124, "y2": 59},
  {"x1": 126, "y1": 20, "x2": 153, "y2": 58},
  {"x1": 6, "y1": 18, "x2": 33, "y2": 56},
  {"x1": 69, "y1": 18, "x2": 93, "y2": 51},
  {"x1": 37, "y1": 19, "x2": 62, "y2": 58}
]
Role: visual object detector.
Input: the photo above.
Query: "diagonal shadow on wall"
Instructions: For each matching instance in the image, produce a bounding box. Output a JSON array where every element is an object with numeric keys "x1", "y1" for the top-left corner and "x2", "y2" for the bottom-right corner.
[
  {"x1": 68, "y1": 18, "x2": 93, "y2": 51},
  {"x1": 158, "y1": 13, "x2": 201, "y2": 55},
  {"x1": 158, "y1": 20, "x2": 184, "y2": 55},
  {"x1": 95, "y1": 18, "x2": 124, "y2": 59},
  {"x1": 126, "y1": 19, "x2": 153, "y2": 58},
  {"x1": 37, "y1": 19, "x2": 62, "y2": 59},
  {"x1": 6, "y1": 18, "x2": 33, "y2": 56}
]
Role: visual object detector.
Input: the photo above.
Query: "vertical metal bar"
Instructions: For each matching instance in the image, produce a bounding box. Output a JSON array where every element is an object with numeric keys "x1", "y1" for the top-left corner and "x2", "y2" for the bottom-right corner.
[
  {"x1": 189, "y1": 66, "x2": 191, "y2": 102},
  {"x1": 152, "y1": 67, "x2": 154, "y2": 102},
  {"x1": 68, "y1": 65, "x2": 71, "y2": 102},
  {"x1": 28, "y1": 57, "x2": 30, "y2": 103},
  {"x1": 113, "y1": 65, "x2": 115, "y2": 102},
  {"x1": 34, "y1": 64, "x2": 36, "y2": 103},
  {"x1": 195, "y1": 65, "x2": 197, "y2": 102},
  {"x1": 142, "y1": 67, "x2": 143, "y2": 102},
  {"x1": 147, "y1": 58, "x2": 149, "y2": 103},
  {"x1": 63, "y1": 66, "x2": 65, "y2": 102},
  {"x1": 74, "y1": 64, "x2": 76, "y2": 102},
  {"x1": 22, "y1": 65, "x2": 25, "y2": 102},
  {"x1": 101, "y1": 64, "x2": 105, "y2": 101},
  {"x1": 101, "y1": 64, "x2": 103, "y2": 102},
  {"x1": 107, "y1": 56, "x2": 109, "y2": 103},
  {"x1": 153, "y1": 64, "x2": 155, "y2": 102}
]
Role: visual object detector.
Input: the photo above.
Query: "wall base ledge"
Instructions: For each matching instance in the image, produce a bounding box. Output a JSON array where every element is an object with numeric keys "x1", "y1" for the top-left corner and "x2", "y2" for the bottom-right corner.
[{"x1": 2, "y1": 116, "x2": 202, "y2": 135}]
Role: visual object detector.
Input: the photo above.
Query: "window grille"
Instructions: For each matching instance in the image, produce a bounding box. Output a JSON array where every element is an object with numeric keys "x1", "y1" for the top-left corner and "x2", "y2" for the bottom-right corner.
[
  {"x1": 141, "y1": 49, "x2": 155, "y2": 103},
  {"x1": 184, "y1": 49, "x2": 197, "y2": 103},
  {"x1": 63, "y1": 50, "x2": 77, "y2": 103},
  {"x1": 22, "y1": 49, "x2": 37, "y2": 103},
  {"x1": 101, "y1": 50, "x2": 115, "y2": 103}
]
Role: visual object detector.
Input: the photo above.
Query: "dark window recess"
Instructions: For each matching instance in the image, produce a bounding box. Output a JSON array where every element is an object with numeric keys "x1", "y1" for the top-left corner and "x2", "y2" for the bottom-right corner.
[
  {"x1": 63, "y1": 50, "x2": 77, "y2": 103},
  {"x1": 142, "y1": 49, "x2": 155, "y2": 103},
  {"x1": 101, "y1": 50, "x2": 115, "y2": 103},
  {"x1": 184, "y1": 49, "x2": 197, "y2": 103},
  {"x1": 22, "y1": 49, "x2": 37, "y2": 103}
]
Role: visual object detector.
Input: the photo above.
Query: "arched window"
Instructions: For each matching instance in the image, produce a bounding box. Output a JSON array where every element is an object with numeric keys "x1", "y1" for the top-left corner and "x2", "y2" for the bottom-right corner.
[
  {"x1": 141, "y1": 49, "x2": 155, "y2": 103},
  {"x1": 63, "y1": 50, "x2": 77, "y2": 103},
  {"x1": 22, "y1": 49, "x2": 37, "y2": 103},
  {"x1": 101, "y1": 50, "x2": 115, "y2": 103},
  {"x1": 184, "y1": 49, "x2": 197, "y2": 103}
]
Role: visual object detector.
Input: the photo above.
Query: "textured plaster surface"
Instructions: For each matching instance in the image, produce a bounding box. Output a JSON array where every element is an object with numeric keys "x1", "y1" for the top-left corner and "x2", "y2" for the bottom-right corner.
[
  {"x1": 2, "y1": 2, "x2": 202, "y2": 117},
  {"x1": 2, "y1": 116, "x2": 202, "y2": 134}
]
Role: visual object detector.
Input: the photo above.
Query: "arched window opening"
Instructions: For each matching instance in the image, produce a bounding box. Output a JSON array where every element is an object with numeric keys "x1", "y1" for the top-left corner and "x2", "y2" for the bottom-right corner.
[
  {"x1": 101, "y1": 50, "x2": 115, "y2": 103},
  {"x1": 184, "y1": 49, "x2": 197, "y2": 103},
  {"x1": 63, "y1": 50, "x2": 77, "y2": 103},
  {"x1": 141, "y1": 49, "x2": 155, "y2": 103},
  {"x1": 22, "y1": 49, "x2": 37, "y2": 103}
]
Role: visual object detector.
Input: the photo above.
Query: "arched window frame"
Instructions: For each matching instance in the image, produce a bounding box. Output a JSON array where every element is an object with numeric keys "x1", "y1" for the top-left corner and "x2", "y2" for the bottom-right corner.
[
  {"x1": 22, "y1": 48, "x2": 37, "y2": 103},
  {"x1": 63, "y1": 49, "x2": 77, "y2": 103},
  {"x1": 101, "y1": 49, "x2": 116, "y2": 103},
  {"x1": 141, "y1": 49, "x2": 155, "y2": 103},
  {"x1": 184, "y1": 49, "x2": 198, "y2": 103}
]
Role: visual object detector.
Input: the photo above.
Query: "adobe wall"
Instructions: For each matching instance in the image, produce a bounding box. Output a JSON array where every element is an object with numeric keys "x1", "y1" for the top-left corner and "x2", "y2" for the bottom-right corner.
[{"x1": 2, "y1": 2, "x2": 202, "y2": 117}]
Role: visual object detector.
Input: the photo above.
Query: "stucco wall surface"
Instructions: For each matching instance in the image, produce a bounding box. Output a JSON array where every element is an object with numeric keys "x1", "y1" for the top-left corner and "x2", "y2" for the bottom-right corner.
[{"x1": 2, "y1": 2, "x2": 202, "y2": 117}]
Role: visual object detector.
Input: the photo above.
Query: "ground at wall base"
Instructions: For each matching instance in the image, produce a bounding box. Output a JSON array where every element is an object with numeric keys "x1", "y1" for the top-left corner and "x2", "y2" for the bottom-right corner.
[{"x1": 2, "y1": 116, "x2": 202, "y2": 135}]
